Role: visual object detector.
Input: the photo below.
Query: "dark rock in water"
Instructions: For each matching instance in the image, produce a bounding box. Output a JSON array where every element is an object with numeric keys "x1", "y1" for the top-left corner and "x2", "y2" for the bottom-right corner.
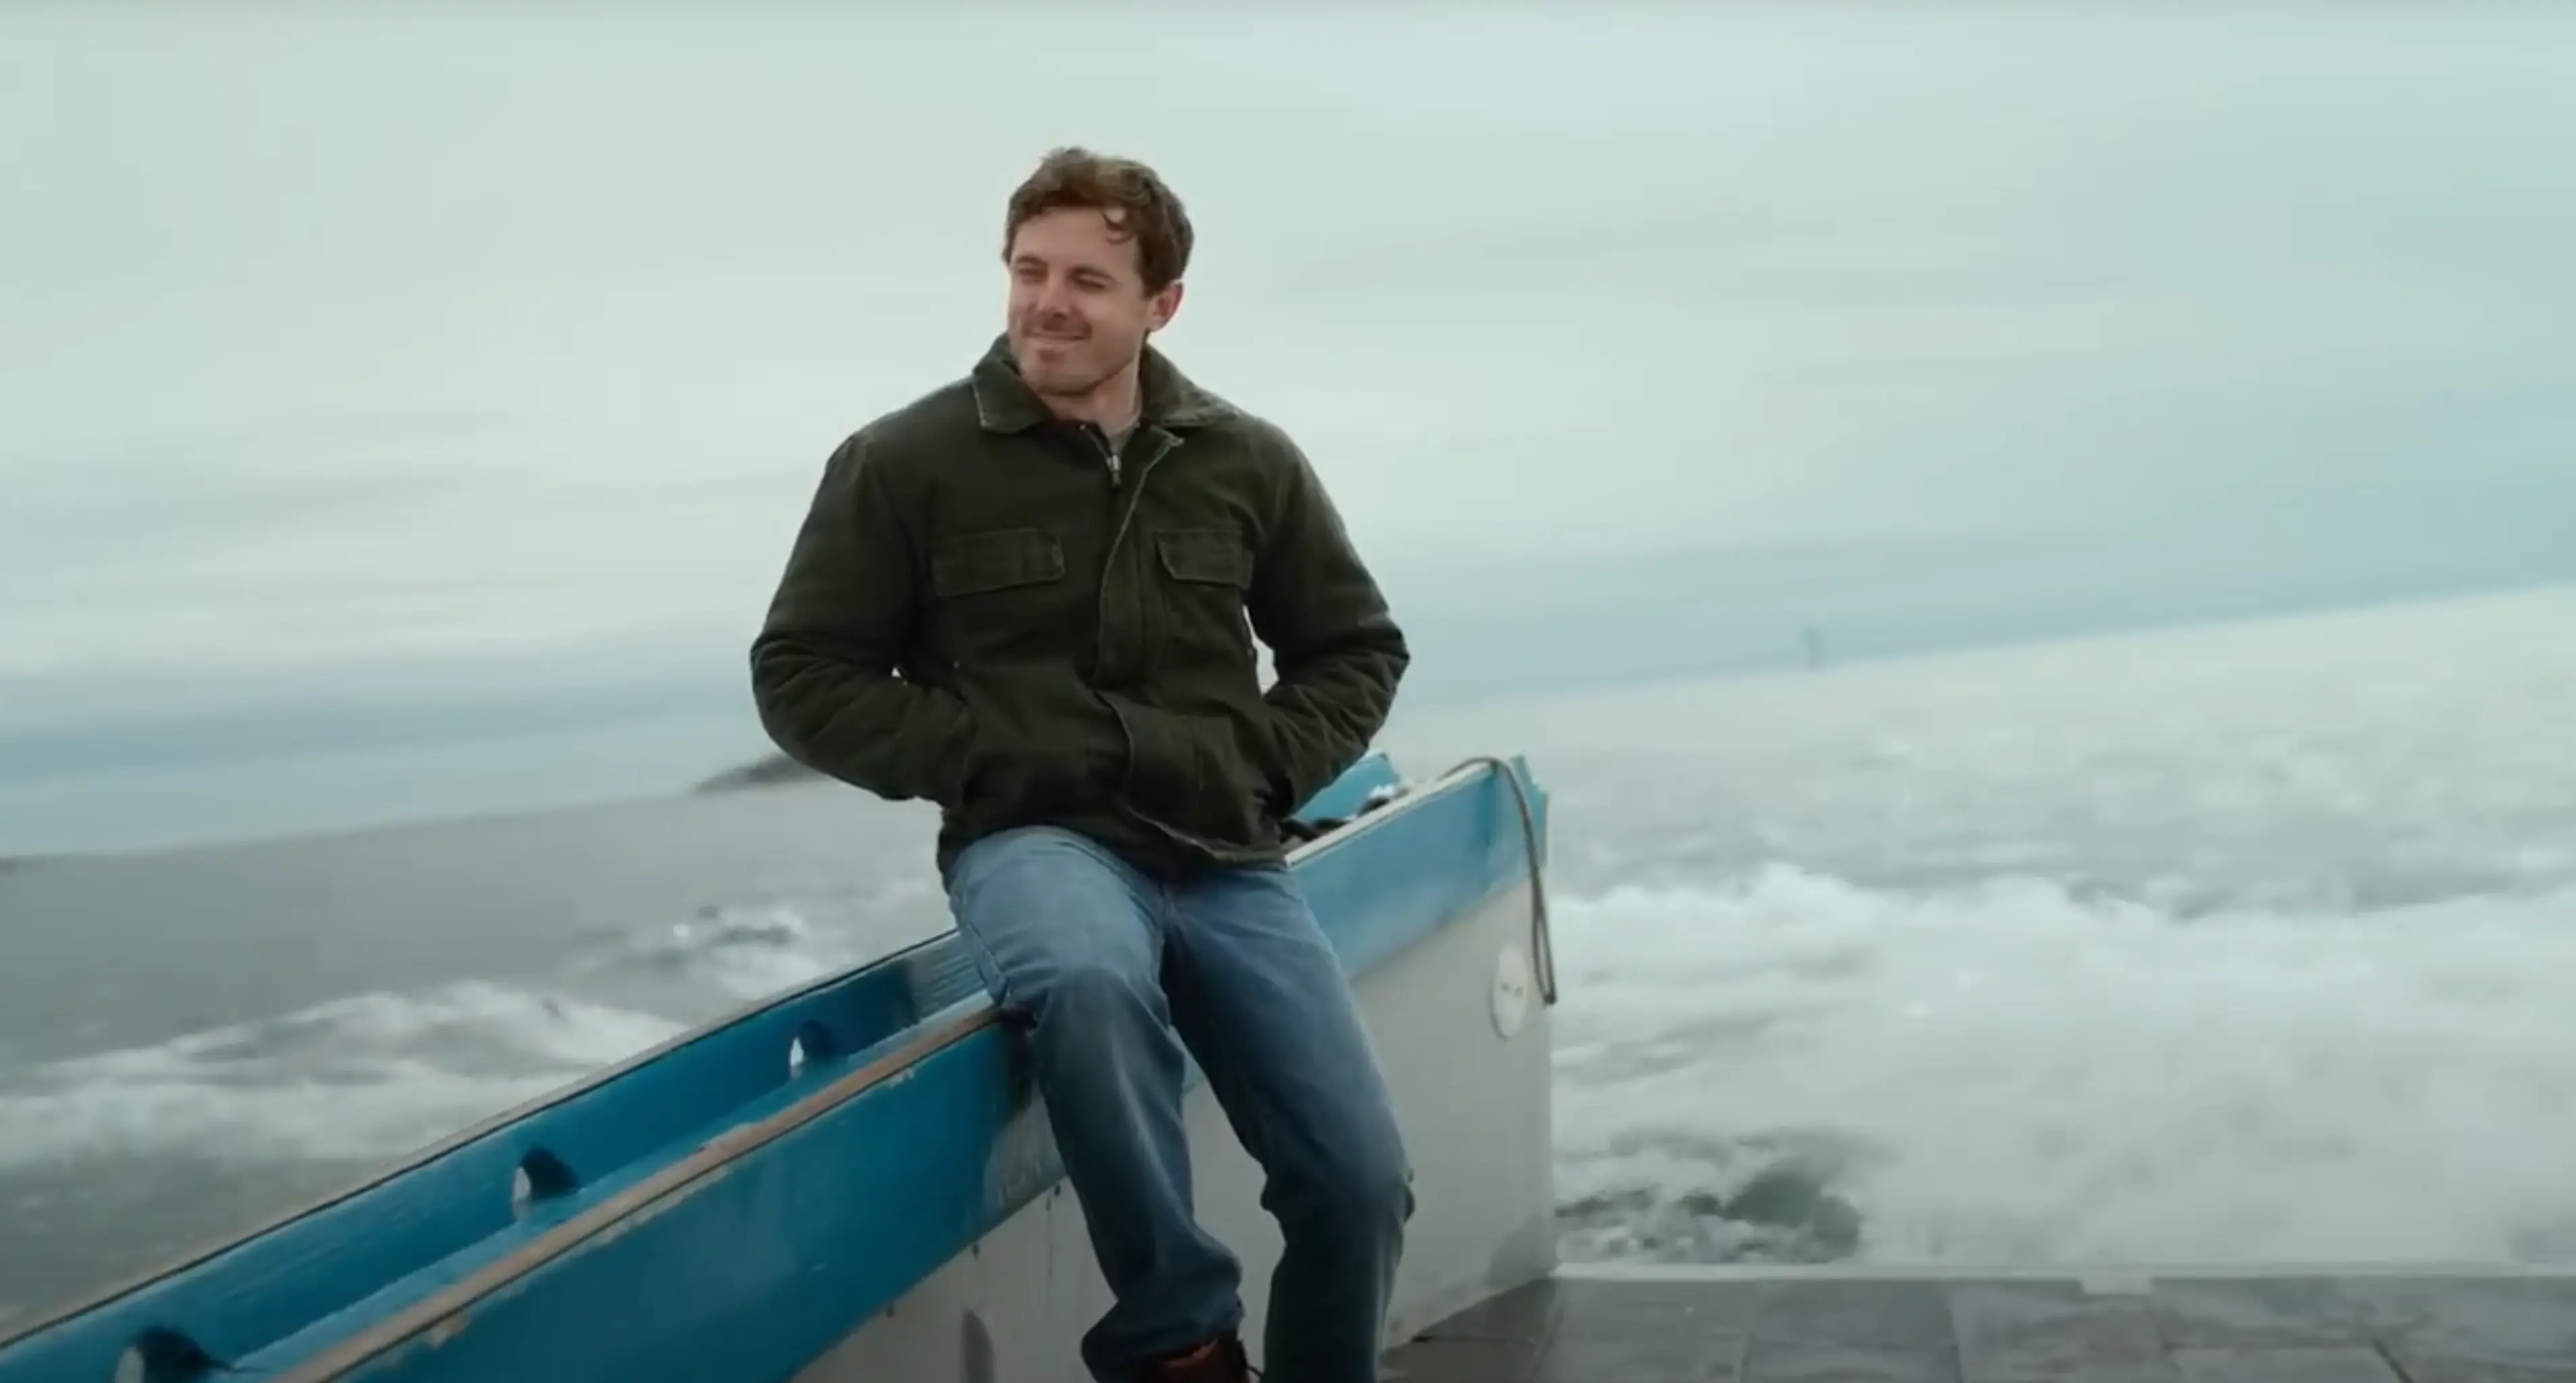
[
  {"x1": 1722, "y1": 1166, "x2": 1863, "y2": 1259},
  {"x1": 693, "y1": 752, "x2": 822, "y2": 795},
  {"x1": 1556, "y1": 1170, "x2": 1863, "y2": 1265}
]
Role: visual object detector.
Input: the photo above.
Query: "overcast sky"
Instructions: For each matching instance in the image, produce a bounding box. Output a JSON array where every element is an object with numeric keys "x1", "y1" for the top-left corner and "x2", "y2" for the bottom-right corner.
[{"x1": 4, "y1": 5, "x2": 2571, "y2": 850}]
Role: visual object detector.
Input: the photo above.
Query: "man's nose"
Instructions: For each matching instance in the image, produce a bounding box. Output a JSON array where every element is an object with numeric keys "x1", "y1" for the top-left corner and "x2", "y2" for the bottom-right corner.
[{"x1": 1031, "y1": 274, "x2": 1076, "y2": 316}]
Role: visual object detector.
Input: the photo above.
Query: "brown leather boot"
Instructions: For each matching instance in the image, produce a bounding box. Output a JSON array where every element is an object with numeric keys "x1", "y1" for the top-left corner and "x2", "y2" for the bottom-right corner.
[{"x1": 1137, "y1": 1333, "x2": 1252, "y2": 1382}]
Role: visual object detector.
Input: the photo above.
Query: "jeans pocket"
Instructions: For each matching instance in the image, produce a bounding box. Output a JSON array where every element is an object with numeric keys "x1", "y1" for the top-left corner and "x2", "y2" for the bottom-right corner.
[{"x1": 943, "y1": 851, "x2": 1020, "y2": 1014}]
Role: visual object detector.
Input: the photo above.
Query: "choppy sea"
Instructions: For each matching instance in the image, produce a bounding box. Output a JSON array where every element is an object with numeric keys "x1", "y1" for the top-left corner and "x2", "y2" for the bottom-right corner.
[{"x1": 7, "y1": 586, "x2": 2576, "y2": 1329}]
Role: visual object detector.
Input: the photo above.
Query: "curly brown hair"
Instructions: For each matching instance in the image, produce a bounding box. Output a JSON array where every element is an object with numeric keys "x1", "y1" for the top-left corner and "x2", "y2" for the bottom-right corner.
[{"x1": 1002, "y1": 147, "x2": 1195, "y2": 294}]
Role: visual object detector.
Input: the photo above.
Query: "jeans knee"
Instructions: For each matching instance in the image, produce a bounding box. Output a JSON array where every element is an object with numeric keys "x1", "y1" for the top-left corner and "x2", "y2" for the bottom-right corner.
[
  {"x1": 1347, "y1": 1159, "x2": 1415, "y2": 1233},
  {"x1": 1281, "y1": 1138, "x2": 1414, "y2": 1237},
  {"x1": 1029, "y1": 959, "x2": 1160, "y2": 1030}
]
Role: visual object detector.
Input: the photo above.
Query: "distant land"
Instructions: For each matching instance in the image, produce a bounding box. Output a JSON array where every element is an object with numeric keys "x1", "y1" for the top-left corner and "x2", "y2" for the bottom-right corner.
[{"x1": 693, "y1": 751, "x2": 823, "y2": 795}]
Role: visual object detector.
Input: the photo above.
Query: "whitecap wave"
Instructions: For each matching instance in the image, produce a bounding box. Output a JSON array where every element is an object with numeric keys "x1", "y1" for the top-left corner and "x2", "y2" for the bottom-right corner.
[
  {"x1": 0, "y1": 982, "x2": 681, "y2": 1170},
  {"x1": 595, "y1": 901, "x2": 853, "y2": 1001},
  {"x1": 1552, "y1": 865, "x2": 2576, "y2": 1267},
  {"x1": 0, "y1": 895, "x2": 877, "y2": 1174}
]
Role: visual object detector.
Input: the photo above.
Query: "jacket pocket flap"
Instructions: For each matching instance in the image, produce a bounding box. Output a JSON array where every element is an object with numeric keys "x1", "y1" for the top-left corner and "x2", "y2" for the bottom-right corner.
[
  {"x1": 1154, "y1": 528, "x2": 1252, "y2": 587},
  {"x1": 933, "y1": 528, "x2": 1066, "y2": 597}
]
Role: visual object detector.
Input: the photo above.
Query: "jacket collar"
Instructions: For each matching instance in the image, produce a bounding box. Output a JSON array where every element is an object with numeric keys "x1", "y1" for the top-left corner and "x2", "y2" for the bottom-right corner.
[{"x1": 969, "y1": 333, "x2": 1236, "y2": 434}]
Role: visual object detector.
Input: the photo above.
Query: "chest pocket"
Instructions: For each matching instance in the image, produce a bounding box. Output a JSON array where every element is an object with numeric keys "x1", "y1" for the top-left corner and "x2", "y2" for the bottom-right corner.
[
  {"x1": 932, "y1": 527, "x2": 1068, "y2": 663},
  {"x1": 1154, "y1": 526, "x2": 1256, "y2": 659},
  {"x1": 933, "y1": 527, "x2": 1066, "y2": 597}
]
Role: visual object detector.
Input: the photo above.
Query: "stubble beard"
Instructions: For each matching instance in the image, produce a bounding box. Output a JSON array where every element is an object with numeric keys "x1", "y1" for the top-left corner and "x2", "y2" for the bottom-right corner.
[{"x1": 1022, "y1": 342, "x2": 1132, "y2": 405}]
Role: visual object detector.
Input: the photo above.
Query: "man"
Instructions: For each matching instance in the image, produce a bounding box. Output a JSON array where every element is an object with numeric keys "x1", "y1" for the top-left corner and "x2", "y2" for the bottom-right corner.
[{"x1": 748, "y1": 147, "x2": 1414, "y2": 1383}]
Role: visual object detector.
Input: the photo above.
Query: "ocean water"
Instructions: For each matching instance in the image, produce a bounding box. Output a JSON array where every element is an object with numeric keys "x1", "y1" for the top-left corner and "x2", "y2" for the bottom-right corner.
[
  {"x1": 1409, "y1": 586, "x2": 2576, "y2": 1269},
  {"x1": 8, "y1": 586, "x2": 2576, "y2": 1328}
]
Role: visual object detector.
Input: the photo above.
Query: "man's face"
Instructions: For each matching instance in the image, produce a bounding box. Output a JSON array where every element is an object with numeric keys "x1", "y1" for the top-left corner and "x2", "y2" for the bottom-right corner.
[{"x1": 1005, "y1": 206, "x2": 1182, "y2": 404}]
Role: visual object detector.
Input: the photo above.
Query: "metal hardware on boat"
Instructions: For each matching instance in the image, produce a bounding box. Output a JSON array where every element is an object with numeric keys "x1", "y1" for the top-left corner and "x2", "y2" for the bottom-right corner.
[{"x1": 1491, "y1": 942, "x2": 1535, "y2": 1038}]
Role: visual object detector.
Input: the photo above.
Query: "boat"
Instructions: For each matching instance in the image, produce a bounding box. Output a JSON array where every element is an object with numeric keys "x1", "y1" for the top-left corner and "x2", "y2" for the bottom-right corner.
[{"x1": 4, "y1": 751, "x2": 2571, "y2": 1381}]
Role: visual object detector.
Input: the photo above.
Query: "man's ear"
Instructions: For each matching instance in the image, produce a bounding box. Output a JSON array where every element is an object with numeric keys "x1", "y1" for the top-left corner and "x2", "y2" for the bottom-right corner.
[{"x1": 1146, "y1": 280, "x2": 1185, "y2": 333}]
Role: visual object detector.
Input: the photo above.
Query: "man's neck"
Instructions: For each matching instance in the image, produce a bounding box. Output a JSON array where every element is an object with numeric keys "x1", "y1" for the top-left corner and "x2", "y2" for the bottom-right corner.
[{"x1": 1041, "y1": 361, "x2": 1143, "y2": 434}]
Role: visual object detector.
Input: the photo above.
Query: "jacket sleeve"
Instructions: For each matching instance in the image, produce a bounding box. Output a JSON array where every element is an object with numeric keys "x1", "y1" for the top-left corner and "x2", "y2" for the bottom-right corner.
[
  {"x1": 1245, "y1": 432, "x2": 1410, "y2": 815},
  {"x1": 748, "y1": 433, "x2": 973, "y2": 806}
]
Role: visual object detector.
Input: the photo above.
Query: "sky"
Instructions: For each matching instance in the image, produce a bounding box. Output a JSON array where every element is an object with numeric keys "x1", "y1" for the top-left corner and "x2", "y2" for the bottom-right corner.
[{"x1": 3, "y1": 4, "x2": 2573, "y2": 853}]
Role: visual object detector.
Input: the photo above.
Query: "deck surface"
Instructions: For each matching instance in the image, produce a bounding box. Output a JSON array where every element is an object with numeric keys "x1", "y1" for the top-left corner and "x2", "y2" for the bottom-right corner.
[{"x1": 1381, "y1": 1269, "x2": 2576, "y2": 1382}]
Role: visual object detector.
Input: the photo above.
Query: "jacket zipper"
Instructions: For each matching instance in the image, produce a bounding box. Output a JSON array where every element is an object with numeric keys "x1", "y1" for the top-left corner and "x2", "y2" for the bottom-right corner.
[
  {"x1": 1081, "y1": 422, "x2": 1241, "y2": 857},
  {"x1": 1093, "y1": 426, "x2": 1174, "y2": 682},
  {"x1": 1079, "y1": 420, "x2": 1122, "y2": 487}
]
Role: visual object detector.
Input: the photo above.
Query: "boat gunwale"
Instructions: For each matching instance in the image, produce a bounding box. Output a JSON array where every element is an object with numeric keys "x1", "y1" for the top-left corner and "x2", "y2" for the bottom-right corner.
[{"x1": 268, "y1": 998, "x2": 1009, "y2": 1382}]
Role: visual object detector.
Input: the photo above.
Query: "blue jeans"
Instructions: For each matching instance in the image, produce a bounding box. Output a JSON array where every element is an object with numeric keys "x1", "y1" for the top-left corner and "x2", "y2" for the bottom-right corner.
[{"x1": 945, "y1": 826, "x2": 1414, "y2": 1383}]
